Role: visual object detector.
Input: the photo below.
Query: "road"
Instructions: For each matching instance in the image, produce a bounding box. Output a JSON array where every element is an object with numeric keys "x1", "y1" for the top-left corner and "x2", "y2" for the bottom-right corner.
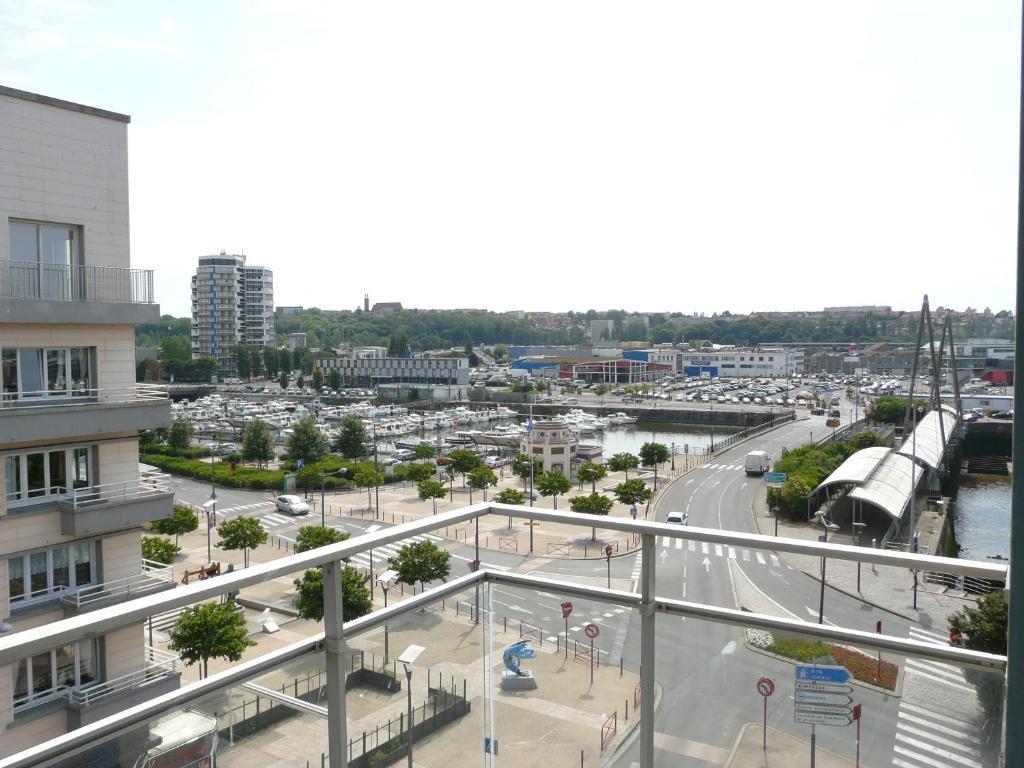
[{"x1": 168, "y1": 400, "x2": 996, "y2": 767}]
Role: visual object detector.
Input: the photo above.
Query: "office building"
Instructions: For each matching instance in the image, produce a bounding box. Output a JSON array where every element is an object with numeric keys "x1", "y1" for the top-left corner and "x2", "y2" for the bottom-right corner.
[
  {"x1": 190, "y1": 252, "x2": 273, "y2": 376},
  {"x1": 316, "y1": 355, "x2": 469, "y2": 386},
  {"x1": 0, "y1": 86, "x2": 176, "y2": 757}
]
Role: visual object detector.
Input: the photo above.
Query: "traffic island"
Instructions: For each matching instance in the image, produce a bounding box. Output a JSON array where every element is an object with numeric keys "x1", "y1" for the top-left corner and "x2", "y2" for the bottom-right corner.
[{"x1": 726, "y1": 723, "x2": 855, "y2": 768}]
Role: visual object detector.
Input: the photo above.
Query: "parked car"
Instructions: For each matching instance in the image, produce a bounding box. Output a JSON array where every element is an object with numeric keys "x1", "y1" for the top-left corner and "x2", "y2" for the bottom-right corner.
[{"x1": 275, "y1": 494, "x2": 310, "y2": 515}]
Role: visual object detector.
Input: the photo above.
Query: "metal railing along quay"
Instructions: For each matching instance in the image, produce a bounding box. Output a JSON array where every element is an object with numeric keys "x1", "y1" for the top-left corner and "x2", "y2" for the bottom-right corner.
[
  {"x1": 0, "y1": 261, "x2": 155, "y2": 304},
  {"x1": 0, "y1": 502, "x2": 1010, "y2": 768}
]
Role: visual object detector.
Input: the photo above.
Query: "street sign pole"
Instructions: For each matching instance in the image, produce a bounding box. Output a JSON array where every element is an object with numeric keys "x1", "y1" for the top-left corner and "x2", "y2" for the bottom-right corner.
[
  {"x1": 756, "y1": 677, "x2": 774, "y2": 751},
  {"x1": 561, "y1": 602, "x2": 573, "y2": 661},
  {"x1": 853, "y1": 703, "x2": 862, "y2": 768}
]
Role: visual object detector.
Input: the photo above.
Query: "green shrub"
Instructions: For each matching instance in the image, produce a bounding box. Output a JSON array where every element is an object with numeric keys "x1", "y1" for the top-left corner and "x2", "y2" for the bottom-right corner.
[{"x1": 142, "y1": 535, "x2": 180, "y2": 565}]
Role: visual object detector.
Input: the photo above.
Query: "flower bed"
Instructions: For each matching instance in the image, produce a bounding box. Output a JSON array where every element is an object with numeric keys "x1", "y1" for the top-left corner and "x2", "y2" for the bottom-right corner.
[{"x1": 745, "y1": 629, "x2": 899, "y2": 690}]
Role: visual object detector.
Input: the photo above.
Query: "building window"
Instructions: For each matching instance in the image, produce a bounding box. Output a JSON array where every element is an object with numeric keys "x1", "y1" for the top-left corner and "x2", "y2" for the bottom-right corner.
[
  {"x1": 13, "y1": 639, "x2": 97, "y2": 710},
  {"x1": 8, "y1": 541, "x2": 96, "y2": 606},
  {"x1": 4, "y1": 445, "x2": 93, "y2": 506},
  {"x1": 8, "y1": 220, "x2": 82, "y2": 300},
  {"x1": 0, "y1": 347, "x2": 93, "y2": 400}
]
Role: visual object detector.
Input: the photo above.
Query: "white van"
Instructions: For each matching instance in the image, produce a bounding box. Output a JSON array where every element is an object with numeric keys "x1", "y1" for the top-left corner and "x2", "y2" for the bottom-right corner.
[{"x1": 744, "y1": 451, "x2": 771, "y2": 476}]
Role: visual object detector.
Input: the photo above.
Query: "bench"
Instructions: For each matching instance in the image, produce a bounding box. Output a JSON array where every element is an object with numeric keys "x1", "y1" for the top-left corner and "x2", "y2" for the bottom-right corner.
[{"x1": 182, "y1": 562, "x2": 221, "y2": 584}]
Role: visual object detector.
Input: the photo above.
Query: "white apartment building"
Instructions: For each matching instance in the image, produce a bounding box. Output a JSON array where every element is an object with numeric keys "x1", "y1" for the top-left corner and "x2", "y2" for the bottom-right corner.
[
  {"x1": 190, "y1": 252, "x2": 273, "y2": 376},
  {"x1": 0, "y1": 86, "x2": 177, "y2": 757},
  {"x1": 317, "y1": 355, "x2": 470, "y2": 386}
]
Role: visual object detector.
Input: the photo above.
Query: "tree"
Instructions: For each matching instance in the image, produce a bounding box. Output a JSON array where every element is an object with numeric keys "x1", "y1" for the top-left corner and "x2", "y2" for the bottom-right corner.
[
  {"x1": 412, "y1": 443, "x2": 437, "y2": 460},
  {"x1": 296, "y1": 465, "x2": 324, "y2": 498},
  {"x1": 216, "y1": 516, "x2": 268, "y2": 567},
  {"x1": 141, "y1": 535, "x2": 180, "y2": 564},
  {"x1": 279, "y1": 371, "x2": 289, "y2": 390},
  {"x1": 336, "y1": 415, "x2": 368, "y2": 459},
  {"x1": 169, "y1": 601, "x2": 256, "y2": 678},
  {"x1": 328, "y1": 369, "x2": 342, "y2": 391},
  {"x1": 948, "y1": 590, "x2": 1007, "y2": 655},
  {"x1": 388, "y1": 540, "x2": 451, "y2": 594},
  {"x1": 608, "y1": 452, "x2": 640, "y2": 479},
  {"x1": 536, "y1": 470, "x2": 572, "y2": 509},
  {"x1": 242, "y1": 419, "x2": 274, "y2": 468},
  {"x1": 297, "y1": 374, "x2": 305, "y2": 389},
  {"x1": 492, "y1": 343, "x2": 507, "y2": 361},
  {"x1": 312, "y1": 369, "x2": 323, "y2": 391},
  {"x1": 354, "y1": 466, "x2": 382, "y2": 511},
  {"x1": 263, "y1": 346, "x2": 280, "y2": 378},
  {"x1": 569, "y1": 492, "x2": 613, "y2": 539},
  {"x1": 406, "y1": 462, "x2": 435, "y2": 483},
  {"x1": 494, "y1": 488, "x2": 525, "y2": 505},
  {"x1": 639, "y1": 442, "x2": 670, "y2": 489},
  {"x1": 869, "y1": 395, "x2": 928, "y2": 425},
  {"x1": 236, "y1": 344, "x2": 253, "y2": 380},
  {"x1": 577, "y1": 462, "x2": 607, "y2": 493},
  {"x1": 467, "y1": 466, "x2": 497, "y2": 503},
  {"x1": 447, "y1": 448, "x2": 483, "y2": 487},
  {"x1": 150, "y1": 504, "x2": 199, "y2": 546},
  {"x1": 159, "y1": 335, "x2": 191, "y2": 363},
  {"x1": 292, "y1": 566, "x2": 373, "y2": 623},
  {"x1": 292, "y1": 347, "x2": 303, "y2": 371},
  {"x1": 417, "y1": 479, "x2": 447, "y2": 514},
  {"x1": 512, "y1": 453, "x2": 542, "y2": 490},
  {"x1": 386, "y1": 330, "x2": 410, "y2": 356},
  {"x1": 294, "y1": 525, "x2": 349, "y2": 553},
  {"x1": 948, "y1": 590, "x2": 1008, "y2": 718},
  {"x1": 287, "y1": 416, "x2": 329, "y2": 465},
  {"x1": 168, "y1": 417, "x2": 193, "y2": 452},
  {"x1": 613, "y1": 478, "x2": 652, "y2": 508}
]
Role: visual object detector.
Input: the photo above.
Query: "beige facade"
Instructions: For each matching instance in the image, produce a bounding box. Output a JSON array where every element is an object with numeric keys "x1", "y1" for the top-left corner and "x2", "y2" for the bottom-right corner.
[{"x1": 0, "y1": 87, "x2": 174, "y2": 756}]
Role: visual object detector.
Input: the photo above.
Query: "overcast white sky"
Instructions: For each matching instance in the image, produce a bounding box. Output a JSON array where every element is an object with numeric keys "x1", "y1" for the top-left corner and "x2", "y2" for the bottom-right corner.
[{"x1": 2, "y1": 1, "x2": 1020, "y2": 317}]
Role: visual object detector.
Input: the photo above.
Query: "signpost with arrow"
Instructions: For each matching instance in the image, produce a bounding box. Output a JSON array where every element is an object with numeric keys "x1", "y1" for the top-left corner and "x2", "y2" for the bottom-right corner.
[{"x1": 793, "y1": 665, "x2": 857, "y2": 767}]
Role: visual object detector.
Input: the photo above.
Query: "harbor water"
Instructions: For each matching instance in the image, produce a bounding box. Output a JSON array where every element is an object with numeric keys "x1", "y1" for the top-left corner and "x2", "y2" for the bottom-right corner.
[{"x1": 953, "y1": 476, "x2": 1011, "y2": 561}]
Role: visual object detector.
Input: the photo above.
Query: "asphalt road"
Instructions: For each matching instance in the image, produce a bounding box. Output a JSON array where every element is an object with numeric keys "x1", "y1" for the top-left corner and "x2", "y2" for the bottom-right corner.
[{"x1": 168, "y1": 401, "x2": 997, "y2": 768}]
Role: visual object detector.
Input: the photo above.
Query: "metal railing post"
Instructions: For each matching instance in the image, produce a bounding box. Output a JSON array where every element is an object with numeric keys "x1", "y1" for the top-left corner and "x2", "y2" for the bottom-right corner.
[
  {"x1": 323, "y1": 560, "x2": 349, "y2": 768},
  {"x1": 639, "y1": 533, "x2": 655, "y2": 767}
]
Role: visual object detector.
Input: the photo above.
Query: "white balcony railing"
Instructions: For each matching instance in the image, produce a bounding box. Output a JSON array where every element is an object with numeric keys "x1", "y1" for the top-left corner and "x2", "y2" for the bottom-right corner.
[
  {"x1": 0, "y1": 383, "x2": 168, "y2": 411},
  {"x1": 67, "y1": 646, "x2": 180, "y2": 709},
  {"x1": 0, "y1": 261, "x2": 155, "y2": 304},
  {"x1": 60, "y1": 558, "x2": 174, "y2": 610},
  {"x1": 63, "y1": 474, "x2": 172, "y2": 510}
]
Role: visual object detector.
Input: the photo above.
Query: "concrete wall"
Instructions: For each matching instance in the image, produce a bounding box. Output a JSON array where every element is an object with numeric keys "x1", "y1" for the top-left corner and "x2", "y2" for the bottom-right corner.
[
  {"x1": 0, "y1": 90, "x2": 129, "y2": 269},
  {"x1": 100, "y1": 530, "x2": 142, "y2": 584},
  {"x1": 104, "y1": 624, "x2": 144, "y2": 680}
]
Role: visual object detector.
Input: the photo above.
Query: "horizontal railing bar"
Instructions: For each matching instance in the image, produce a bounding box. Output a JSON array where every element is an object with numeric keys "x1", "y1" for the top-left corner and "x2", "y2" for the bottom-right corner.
[
  {"x1": 5, "y1": 562, "x2": 1007, "y2": 768},
  {"x1": 489, "y1": 505, "x2": 1009, "y2": 580},
  {"x1": 0, "y1": 501, "x2": 1006, "y2": 666},
  {"x1": 490, "y1": 571, "x2": 1006, "y2": 671}
]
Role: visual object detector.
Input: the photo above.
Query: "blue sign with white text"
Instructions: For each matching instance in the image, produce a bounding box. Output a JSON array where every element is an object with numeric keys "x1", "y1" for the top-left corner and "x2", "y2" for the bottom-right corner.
[{"x1": 795, "y1": 665, "x2": 851, "y2": 683}]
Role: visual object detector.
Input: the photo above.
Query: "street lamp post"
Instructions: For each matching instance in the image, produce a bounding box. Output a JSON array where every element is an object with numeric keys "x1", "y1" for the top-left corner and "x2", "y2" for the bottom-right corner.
[
  {"x1": 814, "y1": 511, "x2": 840, "y2": 624},
  {"x1": 373, "y1": 423, "x2": 380, "y2": 519},
  {"x1": 397, "y1": 645, "x2": 425, "y2": 768},
  {"x1": 379, "y1": 570, "x2": 397, "y2": 664},
  {"x1": 671, "y1": 442, "x2": 676, "y2": 472},
  {"x1": 853, "y1": 520, "x2": 867, "y2": 592}
]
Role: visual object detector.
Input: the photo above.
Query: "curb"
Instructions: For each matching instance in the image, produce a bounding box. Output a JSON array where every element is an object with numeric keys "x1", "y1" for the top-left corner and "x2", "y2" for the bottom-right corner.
[{"x1": 600, "y1": 681, "x2": 663, "y2": 768}]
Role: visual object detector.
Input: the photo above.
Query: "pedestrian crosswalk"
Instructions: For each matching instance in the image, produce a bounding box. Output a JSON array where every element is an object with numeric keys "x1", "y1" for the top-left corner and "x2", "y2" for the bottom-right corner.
[
  {"x1": 346, "y1": 533, "x2": 444, "y2": 573},
  {"x1": 217, "y1": 501, "x2": 276, "y2": 516},
  {"x1": 891, "y1": 626, "x2": 987, "y2": 768},
  {"x1": 703, "y1": 463, "x2": 745, "y2": 471},
  {"x1": 659, "y1": 536, "x2": 784, "y2": 569},
  {"x1": 259, "y1": 512, "x2": 297, "y2": 530}
]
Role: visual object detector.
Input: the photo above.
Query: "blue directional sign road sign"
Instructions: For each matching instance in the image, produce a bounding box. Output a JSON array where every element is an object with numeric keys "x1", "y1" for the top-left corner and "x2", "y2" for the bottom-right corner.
[
  {"x1": 794, "y1": 665, "x2": 851, "y2": 684},
  {"x1": 795, "y1": 691, "x2": 853, "y2": 705},
  {"x1": 765, "y1": 471, "x2": 787, "y2": 487}
]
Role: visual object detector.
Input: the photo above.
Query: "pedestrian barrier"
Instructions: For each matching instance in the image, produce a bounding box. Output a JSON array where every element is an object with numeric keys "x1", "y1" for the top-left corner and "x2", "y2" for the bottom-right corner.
[
  {"x1": 499, "y1": 536, "x2": 518, "y2": 552},
  {"x1": 548, "y1": 543, "x2": 571, "y2": 557},
  {"x1": 519, "y1": 620, "x2": 543, "y2": 645},
  {"x1": 600, "y1": 711, "x2": 617, "y2": 751}
]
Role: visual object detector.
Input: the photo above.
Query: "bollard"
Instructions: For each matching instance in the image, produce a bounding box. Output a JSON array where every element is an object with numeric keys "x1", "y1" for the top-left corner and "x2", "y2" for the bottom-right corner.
[{"x1": 625, "y1": 699, "x2": 629, "y2": 721}]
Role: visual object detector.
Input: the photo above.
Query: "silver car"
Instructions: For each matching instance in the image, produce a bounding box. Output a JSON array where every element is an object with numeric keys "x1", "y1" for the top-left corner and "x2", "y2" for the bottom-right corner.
[{"x1": 275, "y1": 494, "x2": 310, "y2": 516}]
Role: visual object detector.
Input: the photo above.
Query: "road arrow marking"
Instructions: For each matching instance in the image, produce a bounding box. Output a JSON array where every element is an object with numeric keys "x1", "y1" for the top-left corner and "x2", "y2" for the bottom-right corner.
[
  {"x1": 702, "y1": 557, "x2": 712, "y2": 573},
  {"x1": 805, "y1": 606, "x2": 837, "y2": 625}
]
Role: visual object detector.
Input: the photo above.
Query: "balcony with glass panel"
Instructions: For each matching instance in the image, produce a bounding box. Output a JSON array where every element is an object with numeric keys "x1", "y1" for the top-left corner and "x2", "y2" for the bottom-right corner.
[
  {"x1": 0, "y1": 503, "x2": 1011, "y2": 768},
  {"x1": 0, "y1": 347, "x2": 170, "y2": 445},
  {"x1": 57, "y1": 474, "x2": 175, "y2": 537}
]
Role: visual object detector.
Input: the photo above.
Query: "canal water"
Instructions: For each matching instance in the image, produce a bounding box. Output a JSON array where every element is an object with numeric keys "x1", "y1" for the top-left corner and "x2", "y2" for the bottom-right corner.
[
  {"x1": 594, "y1": 420, "x2": 739, "y2": 457},
  {"x1": 953, "y1": 476, "x2": 1011, "y2": 561}
]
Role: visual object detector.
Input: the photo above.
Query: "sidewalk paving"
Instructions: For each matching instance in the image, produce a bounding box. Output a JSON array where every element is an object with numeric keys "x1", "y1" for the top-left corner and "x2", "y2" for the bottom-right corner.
[{"x1": 725, "y1": 724, "x2": 857, "y2": 768}]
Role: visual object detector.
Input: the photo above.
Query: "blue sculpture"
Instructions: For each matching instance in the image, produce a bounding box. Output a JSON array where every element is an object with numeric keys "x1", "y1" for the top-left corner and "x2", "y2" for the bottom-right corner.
[{"x1": 502, "y1": 640, "x2": 536, "y2": 676}]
